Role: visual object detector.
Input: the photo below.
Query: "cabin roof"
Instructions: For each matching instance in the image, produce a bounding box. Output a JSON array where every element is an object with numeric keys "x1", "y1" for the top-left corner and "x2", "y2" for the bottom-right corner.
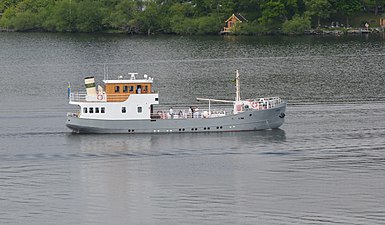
[
  {"x1": 225, "y1": 13, "x2": 248, "y2": 23},
  {"x1": 103, "y1": 79, "x2": 153, "y2": 84}
]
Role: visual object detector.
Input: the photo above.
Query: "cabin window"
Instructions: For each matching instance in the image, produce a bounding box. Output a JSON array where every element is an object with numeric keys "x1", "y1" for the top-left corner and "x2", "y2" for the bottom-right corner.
[
  {"x1": 155, "y1": 98, "x2": 158, "y2": 101},
  {"x1": 123, "y1": 85, "x2": 128, "y2": 93},
  {"x1": 101, "y1": 107, "x2": 105, "y2": 113},
  {"x1": 130, "y1": 85, "x2": 134, "y2": 93},
  {"x1": 95, "y1": 107, "x2": 99, "y2": 113},
  {"x1": 137, "y1": 85, "x2": 142, "y2": 94},
  {"x1": 122, "y1": 107, "x2": 126, "y2": 113},
  {"x1": 137, "y1": 106, "x2": 142, "y2": 113},
  {"x1": 83, "y1": 107, "x2": 87, "y2": 113},
  {"x1": 115, "y1": 86, "x2": 120, "y2": 93},
  {"x1": 89, "y1": 107, "x2": 94, "y2": 113},
  {"x1": 143, "y1": 85, "x2": 148, "y2": 93}
]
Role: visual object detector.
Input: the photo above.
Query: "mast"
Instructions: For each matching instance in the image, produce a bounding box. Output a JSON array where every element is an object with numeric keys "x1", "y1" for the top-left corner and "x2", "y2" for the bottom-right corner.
[{"x1": 235, "y1": 70, "x2": 240, "y2": 102}]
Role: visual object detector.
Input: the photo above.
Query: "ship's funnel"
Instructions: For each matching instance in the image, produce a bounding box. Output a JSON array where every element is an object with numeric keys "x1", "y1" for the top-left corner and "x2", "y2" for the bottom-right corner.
[{"x1": 84, "y1": 77, "x2": 96, "y2": 96}]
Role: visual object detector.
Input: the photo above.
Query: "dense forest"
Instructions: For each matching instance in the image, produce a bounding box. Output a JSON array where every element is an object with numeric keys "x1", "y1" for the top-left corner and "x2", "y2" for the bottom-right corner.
[{"x1": 0, "y1": 0, "x2": 384, "y2": 35}]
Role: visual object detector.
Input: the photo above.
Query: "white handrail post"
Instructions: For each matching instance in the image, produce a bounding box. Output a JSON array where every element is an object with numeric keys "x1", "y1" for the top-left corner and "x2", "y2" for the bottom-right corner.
[{"x1": 209, "y1": 100, "x2": 211, "y2": 115}]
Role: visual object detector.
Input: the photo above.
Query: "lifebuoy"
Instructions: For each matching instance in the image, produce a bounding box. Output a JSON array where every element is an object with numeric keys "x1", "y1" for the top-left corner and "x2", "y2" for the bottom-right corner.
[
  {"x1": 97, "y1": 94, "x2": 103, "y2": 100},
  {"x1": 251, "y1": 102, "x2": 258, "y2": 108}
]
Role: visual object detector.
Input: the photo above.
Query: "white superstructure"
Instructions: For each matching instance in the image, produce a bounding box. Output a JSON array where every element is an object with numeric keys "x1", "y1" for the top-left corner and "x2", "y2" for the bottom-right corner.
[{"x1": 69, "y1": 73, "x2": 159, "y2": 120}]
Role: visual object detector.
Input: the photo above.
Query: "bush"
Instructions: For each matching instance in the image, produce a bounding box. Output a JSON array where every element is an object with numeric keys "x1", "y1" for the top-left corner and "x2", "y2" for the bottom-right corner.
[
  {"x1": 236, "y1": 21, "x2": 270, "y2": 35},
  {"x1": 282, "y1": 15, "x2": 311, "y2": 35},
  {"x1": 170, "y1": 15, "x2": 222, "y2": 35}
]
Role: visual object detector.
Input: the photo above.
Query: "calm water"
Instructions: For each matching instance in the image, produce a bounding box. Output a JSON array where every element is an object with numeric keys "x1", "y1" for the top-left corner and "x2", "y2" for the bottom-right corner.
[{"x1": 1, "y1": 33, "x2": 385, "y2": 224}]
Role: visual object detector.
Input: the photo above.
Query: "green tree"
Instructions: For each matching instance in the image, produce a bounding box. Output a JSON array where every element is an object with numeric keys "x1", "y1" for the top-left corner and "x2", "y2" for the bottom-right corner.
[
  {"x1": 75, "y1": 0, "x2": 105, "y2": 32},
  {"x1": 0, "y1": 0, "x2": 53, "y2": 30},
  {"x1": 282, "y1": 14, "x2": 311, "y2": 34},
  {"x1": 259, "y1": 0, "x2": 286, "y2": 32},
  {"x1": 42, "y1": 0, "x2": 78, "y2": 32},
  {"x1": 304, "y1": 0, "x2": 332, "y2": 27},
  {"x1": 362, "y1": 0, "x2": 385, "y2": 15},
  {"x1": 136, "y1": 1, "x2": 160, "y2": 35},
  {"x1": 332, "y1": 0, "x2": 363, "y2": 27},
  {"x1": 0, "y1": 0, "x2": 22, "y2": 13},
  {"x1": 106, "y1": 0, "x2": 139, "y2": 33}
]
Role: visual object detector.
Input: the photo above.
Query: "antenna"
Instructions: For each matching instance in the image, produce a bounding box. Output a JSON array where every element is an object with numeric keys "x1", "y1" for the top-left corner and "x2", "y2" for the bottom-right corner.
[
  {"x1": 235, "y1": 70, "x2": 241, "y2": 101},
  {"x1": 128, "y1": 72, "x2": 138, "y2": 80},
  {"x1": 103, "y1": 64, "x2": 109, "y2": 80},
  {"x1": 106, "y1": 65, "x2": 109, "y2": 80}
]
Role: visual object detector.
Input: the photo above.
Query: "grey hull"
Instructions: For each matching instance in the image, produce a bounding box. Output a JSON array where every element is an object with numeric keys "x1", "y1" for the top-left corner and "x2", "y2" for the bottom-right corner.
[{"x1": 66, "y1": 103, "x2": 286, "y2": 134}]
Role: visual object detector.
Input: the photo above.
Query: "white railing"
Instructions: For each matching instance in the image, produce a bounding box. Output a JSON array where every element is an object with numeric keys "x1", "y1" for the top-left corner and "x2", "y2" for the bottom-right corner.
[
  {"x1": 151, "y1": 108, "x2": 229, "y2": 120},
  {"x1": 69, "y1": 92, "x2": 87, "y2": 102},
  {"x1": 265, "y1": 97, "x2": 283, "y2": 108},
  {"x1": 69, "y1": 92, "x2": 130, "y2": 102},
  {"x1": 150, "y1": 97, "x2": 284, "y2": 120},
  {"x1": 246, "y1": 97, "x2": 283, "y2": 110}
]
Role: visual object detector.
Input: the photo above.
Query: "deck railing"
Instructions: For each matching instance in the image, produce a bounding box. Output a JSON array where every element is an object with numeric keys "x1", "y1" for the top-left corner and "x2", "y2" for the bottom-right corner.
[
  {"x1": 70, "y1": 92, "x2": 131, "y2": 102},
  {"x1": 151, "y1": 108, "x2": 229, "y2": 120},
  {"x1": 69, "y1": 92, "x2": 87, "y2": 102}
]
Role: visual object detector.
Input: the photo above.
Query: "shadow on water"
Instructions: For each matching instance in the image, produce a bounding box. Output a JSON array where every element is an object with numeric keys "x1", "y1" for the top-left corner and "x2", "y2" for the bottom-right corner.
[{"x1": 64, "y1": 129, "x2": 287, "y2": 157}]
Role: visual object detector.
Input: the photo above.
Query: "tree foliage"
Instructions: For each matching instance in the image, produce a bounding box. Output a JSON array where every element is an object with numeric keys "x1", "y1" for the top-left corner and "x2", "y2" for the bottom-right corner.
[
  {"x1": 0, "y1": 0, "x2": 382, "y2": 34},
  {"x1": 282, "y1": 14, "x2": 311, "y2": 34},
  {"x1": 304, "y1": 0, "x2": 332, "y2": 27}
]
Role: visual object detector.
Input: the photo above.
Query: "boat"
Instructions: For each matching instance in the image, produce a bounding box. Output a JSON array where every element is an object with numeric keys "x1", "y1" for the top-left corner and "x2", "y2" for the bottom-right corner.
[{"x1": 66, "y1": 70, "x2": 286, "y2": 133}]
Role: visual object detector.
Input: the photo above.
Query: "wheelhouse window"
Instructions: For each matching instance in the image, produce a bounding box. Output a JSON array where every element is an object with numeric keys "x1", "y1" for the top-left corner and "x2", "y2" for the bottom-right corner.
[
  {"x1": 130, "y1": 85, "x2": 134, "y2": 93},
  {"x1": 123, "y1": 85, "x2": 128, "y2": 93},
  {"x1": 101, "y1": 107, "x2": 105, "y2": 113},
  {"x1": 137, "y1": 106, "x2": 142, "y2": 113},
  {"x1": 89, "y1": 107, "x2": 94, "y2": 113},
  {"x1": 114, "y1": 86, "x2": 120, "y2": 93},
  {"x1": 83, "y1": 107, "x2": 88, "y2": 113},
  {"x1": 122, "y1": 107, "x2": 126, "y2": 113},
  {"x1": 95, "y1": 107, "x2": 99, "y2": 113}
]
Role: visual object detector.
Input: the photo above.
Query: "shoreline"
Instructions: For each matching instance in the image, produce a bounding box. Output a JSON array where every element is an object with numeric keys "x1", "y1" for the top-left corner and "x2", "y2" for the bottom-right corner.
[{"x1": 1, "y1": 27, "x2": 384, "y2": 36}]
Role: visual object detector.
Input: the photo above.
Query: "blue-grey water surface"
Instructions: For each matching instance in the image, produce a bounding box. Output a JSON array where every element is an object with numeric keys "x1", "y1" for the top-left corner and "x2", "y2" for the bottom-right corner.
[{"x1": 1, "y1": 33, "x2": 385, "y2": 224}]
